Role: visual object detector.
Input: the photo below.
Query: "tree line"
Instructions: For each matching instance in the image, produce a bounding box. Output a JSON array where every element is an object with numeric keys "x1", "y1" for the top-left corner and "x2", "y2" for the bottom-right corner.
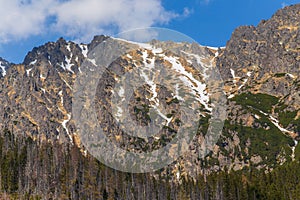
[{"x1": 0, "y1": 129, "x2": 300, "y2": 199}]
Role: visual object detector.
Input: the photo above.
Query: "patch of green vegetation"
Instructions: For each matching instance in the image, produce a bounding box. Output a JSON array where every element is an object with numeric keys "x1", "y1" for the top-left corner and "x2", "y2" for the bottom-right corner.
[
  {"x1": 231, "y1": 93, "x2": 279, "y2": 113},
  {"x1": 295, "y1": 118, "x2": 300, "y2": 133},
  {"x1": 223, "y1": 115, "x2": 293, "y2": 166},
  {"x1": 278, "y1": 110, "x2": 297, "y2": 128},
  {"x1": 175, "y1": 118, "x2": 181, "y2": 125},
  {"x1": 274, "y1": 73, "x2": 286, "y2": 78},
  {"x1": 133, "y1": 104, "x2": 151, "y2": 124},
  {"x1": 197, "y1": 116, "x2": 210, "y2": 136},
  {"x1": 166, "y1": 113, "x2": 173, "y2": 118},
  {"x1": 206, "y1": 157, "x2": 220, "y2": 166},
  {"x1": 163, "y1": 126, "x2": 176, "y2": 133},
  {"x1": 274, "y1": 102, "x2": 288, "y2": 113}
]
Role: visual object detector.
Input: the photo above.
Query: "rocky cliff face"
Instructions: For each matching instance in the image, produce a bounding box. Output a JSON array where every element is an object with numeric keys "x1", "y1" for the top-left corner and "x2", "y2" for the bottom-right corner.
[
  {"x1": 217, "y1": 4, "x2": 299, "y2": 106},
  {"x1": 210, "y1": 4, "x2": 300, "y2": 173},
  {"x1": 0, "y1": 4, "x2": 299, "y2": 180}
]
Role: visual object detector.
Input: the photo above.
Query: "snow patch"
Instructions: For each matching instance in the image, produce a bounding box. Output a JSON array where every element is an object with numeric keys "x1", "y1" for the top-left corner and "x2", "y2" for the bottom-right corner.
[
  {"x1": 66, "y1": 43, "x2": 71, "y2": 52},
  {"x1": 58, "y1": 90, "x2": 73, "y2": 143},
  {"x1": 80, "y1": 44, "x2": 88, "y2": 58},
  {"x1": 40, "y1": 73, "x2": 46, "y2": 80},
  {"x1": 141, "y1": 50, "x2": 158, "y2": 105},
  {"x1": 238, "y1": 78, "x2": 248, "y2": 90},
  {"x1": 115, "y1": 107, "x2": 123, "y2": 119},
  {"x1": 259, "y1": 110, "x2": 295, "y2": 135},
  {"x1": 152, "y1": 47, "x2": 163, "y2": 54},
  {"x1": 237, "y1": 71, "x2": 252, "y2": 90},
  {"x1": 230, "y1": 69, "x2": 238, "y2": 84},
  {"x1": 65, "y1": 57, "x2": 74, "y2": 73},
  {"x1": 164, "y1": 55, "x2": 211, "y2": 111},
  {"x1": 118, "y1": 86, "x2": 125, "y2": 97},
  {"x1": 181, "y1": 51, "x2": 209, "y2": 80},
  {"x1": 26, "y1": 68, "x2": 33, "y2": 76},
  {"x1": 138, "y1": 49, "x2": 173, "y2": 126},
  {"x1": 228, "y1": 94, "x2": 235, "y2": 99},
  {"x1": 114, "y1": 38, "x2": 163, "y2": 54},
  {"x1": 60, "y1": 77, "x2": 73, "y2": 90},
  {"x1": 127, "y1": 54, "x2": 132, "y2": 59},
  {"x1": 173, "y1": 83, "x2": 184, "y2": 101},
  {"x1": 114, "y1": 37, "x2": 152, "y2": 49},
  {"x1": 88, "y1": 58, "x2": 97, "y2": 66},
  {"x1": 287, "y1": 73, "x2": 295, "y2": 79},
  {"x1": 62, "y1": 113, "x2": 73, "y2": 143},
  {"x1": 292, "y1": 140, "x2": 298, "y2": 161},
  {"x1": 29, "y1": 59, "x2": 37, "y2": 65},
  {"x1": 254, "y1": 114, "x2": 261, "y2": 119},
  {"x1": 205, "y1": 46, "x2": 219, "y2": 51},
  {"x1": 214, "y1": 51, "x2": 219, "y2": 57},
  {"x1": 61, "y1": 54, "x2": 75, "y2": 74},
  {"x1": 0, "y1": 62, "x2": 6, "y2": 76}
]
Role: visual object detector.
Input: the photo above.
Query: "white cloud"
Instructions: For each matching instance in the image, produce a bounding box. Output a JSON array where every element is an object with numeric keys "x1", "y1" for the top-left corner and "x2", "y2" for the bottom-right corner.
[
  {"x1": 0, "y1": 0, "x2": 177, "y2": 43},
  {"x1": 0, "y1": 0, "x2": 55, "y2": 42},
  {"x1": 183, "y1": 7, "x2": 193, "y2": 17}
]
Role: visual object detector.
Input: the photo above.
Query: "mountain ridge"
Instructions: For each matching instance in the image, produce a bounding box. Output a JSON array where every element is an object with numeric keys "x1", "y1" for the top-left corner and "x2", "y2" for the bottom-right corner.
[
  {"x1": 0, "y1": 4, "x2": 299, "y2": 199},
  {"x1": 0, "y1": 4, "x2": 299, "y2": 198}
]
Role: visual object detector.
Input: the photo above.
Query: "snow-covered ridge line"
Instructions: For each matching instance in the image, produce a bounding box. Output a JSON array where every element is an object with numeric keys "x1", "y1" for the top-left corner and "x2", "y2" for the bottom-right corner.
[
  {"x1": 205, "y1": 46, "x2": 225, "y2": 50},
  {"x1": 113, "y1": 37, "x2": 153, "y2": 49},
  {"x1": 113, "y1": 37, "x2": 163, "y2": 53}
]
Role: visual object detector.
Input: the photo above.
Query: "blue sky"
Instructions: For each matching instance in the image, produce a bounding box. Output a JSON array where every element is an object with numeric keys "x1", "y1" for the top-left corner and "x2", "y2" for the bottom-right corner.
[{"x1": 0, "y1": 0, "x2": 299, "y2": 63}]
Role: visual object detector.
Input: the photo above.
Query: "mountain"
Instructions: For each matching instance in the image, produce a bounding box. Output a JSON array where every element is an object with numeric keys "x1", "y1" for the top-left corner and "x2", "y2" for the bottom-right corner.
[{"x1": 0, "y1": 4, "x2": 299, "y2": 199}]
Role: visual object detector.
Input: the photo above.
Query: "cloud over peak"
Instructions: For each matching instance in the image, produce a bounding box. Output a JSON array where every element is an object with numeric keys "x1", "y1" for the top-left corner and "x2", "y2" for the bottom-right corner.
[{"x1": 0, "y1": 0, "x2": 177, "y2": 43}]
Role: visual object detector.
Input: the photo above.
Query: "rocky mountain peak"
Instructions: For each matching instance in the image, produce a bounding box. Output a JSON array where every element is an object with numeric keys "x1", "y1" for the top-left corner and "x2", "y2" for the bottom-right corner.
[
  {"x1": 23, "y1": 37, "x2": 88, "y2": 75},
  {"x1": 218, "y1": 4, "x2": 299, "y2": 99},
  {"x1": 88, "y1": 35, "x2": 109, "y2": 51}
]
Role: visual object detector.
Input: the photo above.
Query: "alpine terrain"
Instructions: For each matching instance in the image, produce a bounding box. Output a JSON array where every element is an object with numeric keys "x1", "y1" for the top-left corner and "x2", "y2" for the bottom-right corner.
[{"x1": 0, "y1": 4, "x2": 299, "y2": 200}]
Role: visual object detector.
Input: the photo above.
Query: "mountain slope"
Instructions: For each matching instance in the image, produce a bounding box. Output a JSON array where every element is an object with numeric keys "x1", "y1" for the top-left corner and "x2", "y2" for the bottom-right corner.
[{"x1": 0, "y1": 3, "x2": 299, "y2": 199}]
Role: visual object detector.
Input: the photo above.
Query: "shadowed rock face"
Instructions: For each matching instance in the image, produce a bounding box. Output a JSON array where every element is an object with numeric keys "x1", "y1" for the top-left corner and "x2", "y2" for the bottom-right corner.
[{"x1": 0, "y1": 4, "x2": 299, "y2": 178}]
